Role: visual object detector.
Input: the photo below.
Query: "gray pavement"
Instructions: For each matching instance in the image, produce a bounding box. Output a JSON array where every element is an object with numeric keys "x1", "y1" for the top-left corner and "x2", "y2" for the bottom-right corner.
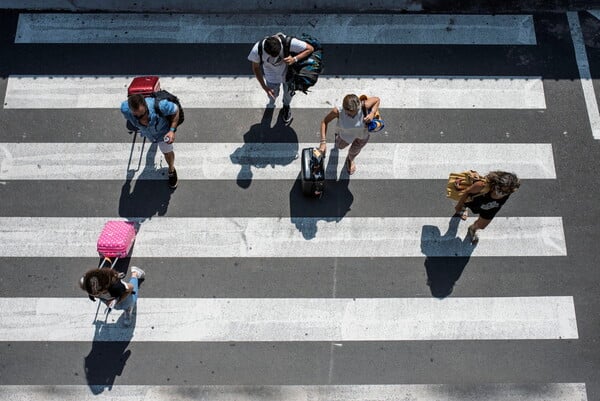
[{"x1": 1, "y1": 8, "x2": 600, "y2": 401}]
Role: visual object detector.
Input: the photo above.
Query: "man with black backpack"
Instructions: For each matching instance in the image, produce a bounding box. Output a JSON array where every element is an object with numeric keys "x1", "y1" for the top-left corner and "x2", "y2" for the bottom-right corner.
[
  {"x1": 121, "y1": 93, "x2": 181, "y2": 189},
  {"x1": 248, "y1": 34, "x2": 314, "y2": 124}
]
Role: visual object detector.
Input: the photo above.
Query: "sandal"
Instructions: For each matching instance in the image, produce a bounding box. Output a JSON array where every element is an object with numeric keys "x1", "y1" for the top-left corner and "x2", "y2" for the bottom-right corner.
[
  {"x1": 346, "y1": 158, "x2": 356, "y2": 175},
  {"x1": 467, "y1": 224, "x2": 479, "y2": 244}
]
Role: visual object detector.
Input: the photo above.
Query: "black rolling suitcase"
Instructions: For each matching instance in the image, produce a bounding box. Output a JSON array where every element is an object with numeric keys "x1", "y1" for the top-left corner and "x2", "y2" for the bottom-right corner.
[{"x1": 301, "y1": 147, "x2": 325, "y2": 197}]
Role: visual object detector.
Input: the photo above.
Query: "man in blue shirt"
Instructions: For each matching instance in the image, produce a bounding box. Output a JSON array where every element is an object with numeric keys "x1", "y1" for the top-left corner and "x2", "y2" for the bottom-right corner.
[{"x1": 121, "y1": 94, "x2": 180, "y2": 189}]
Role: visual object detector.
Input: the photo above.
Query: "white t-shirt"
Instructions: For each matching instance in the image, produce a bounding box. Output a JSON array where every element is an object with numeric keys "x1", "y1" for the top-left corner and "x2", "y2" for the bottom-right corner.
[
  {"x1": 336, "y1": 106, "x2": 368, "y2": 143},
  {"x1": 248, "y1": 36, "x2": 309, "y2": 84}
]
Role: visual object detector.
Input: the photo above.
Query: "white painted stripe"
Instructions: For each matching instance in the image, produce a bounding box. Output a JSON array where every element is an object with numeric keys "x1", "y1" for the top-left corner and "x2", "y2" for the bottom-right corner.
[
  {"x1": 567, "y1": 12, "x2": 600, "y2": 139},
  {"x1": 0, "y1": 143, "x2": 557, "y2": 180},
  {"x1": 0, "y1": 217, "x2": 567, "y2": 257},
  {"x1": 0, "y1": 383, "x2": 588, "y2": 401},
  {"x1": 3, "y1": 75, "x2": 547, "y2": 109},
  {"x1": 0, "y1": 297, "x2": 578, "y2": 341},
  {"x1": 15, "y1": 14, "x2": 537, "y2": 45},
  {"x1": 589, "y1": 10, "x2": 600, "y2": 20}
]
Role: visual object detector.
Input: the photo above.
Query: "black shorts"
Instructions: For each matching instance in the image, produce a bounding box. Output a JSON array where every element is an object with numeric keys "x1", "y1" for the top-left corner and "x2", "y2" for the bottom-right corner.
[{"x1": 465, "y1": 203, "x2": 500, "y2": 220}]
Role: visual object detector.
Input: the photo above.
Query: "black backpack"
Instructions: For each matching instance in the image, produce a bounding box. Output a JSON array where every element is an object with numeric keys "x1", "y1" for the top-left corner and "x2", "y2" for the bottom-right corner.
[
  {"x1": 153, "y1": 90, "x2": 185, "y2": 127},
  {"x1": 258, "y1": 33, "x2": 324, "y2": 95}
]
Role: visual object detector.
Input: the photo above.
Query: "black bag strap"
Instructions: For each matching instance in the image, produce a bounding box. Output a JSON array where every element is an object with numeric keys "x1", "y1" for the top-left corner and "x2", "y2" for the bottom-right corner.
[
  {"x1": 361, "y1": 100, "x2": 369, "y2": 127},
  {"x1": 279, "y1": 34, "x2": 292, "y2": 57},
  {"x1": 258, "y1": 38, "x2": 265, "y2": 66}
]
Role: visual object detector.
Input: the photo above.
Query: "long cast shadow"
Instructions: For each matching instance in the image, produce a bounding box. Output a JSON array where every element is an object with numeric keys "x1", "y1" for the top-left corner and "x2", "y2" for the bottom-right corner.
[
  {"x1": 230, "y1": 107, "x2": 299, "y2": 189},
  {"x1": 118, "y1": 140, "x2": 172, "y2": 224},
  {"x1": 84, "y1": 309, "x2": 136, "y2": 394},
  {"x1": 420, "y1": 216, "x2": 476, "y2": 298},
  {"x1": 289, "y1": 147, "x2": 353, "y2": 239}
]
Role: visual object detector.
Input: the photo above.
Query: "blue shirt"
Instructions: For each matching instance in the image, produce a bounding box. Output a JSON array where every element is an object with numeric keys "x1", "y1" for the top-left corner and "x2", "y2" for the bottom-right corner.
[{"x1": 121, "y1": 97, "x2": 178, "y2": 142}]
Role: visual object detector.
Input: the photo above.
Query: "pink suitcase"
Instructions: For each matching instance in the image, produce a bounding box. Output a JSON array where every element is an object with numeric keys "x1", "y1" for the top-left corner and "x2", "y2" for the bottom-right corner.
[
  {"x1": 127, "y1": 76, "x2": 160, "y2": 96},
  {"x1": 97, "y1": 220, "x2": 136, "y2": 259}
]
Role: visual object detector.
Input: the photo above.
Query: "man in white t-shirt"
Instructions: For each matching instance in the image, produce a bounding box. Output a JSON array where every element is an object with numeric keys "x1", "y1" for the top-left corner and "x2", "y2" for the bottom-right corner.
[{"x1": 248, "y1": 34, "x2": 314, "y2": 124}]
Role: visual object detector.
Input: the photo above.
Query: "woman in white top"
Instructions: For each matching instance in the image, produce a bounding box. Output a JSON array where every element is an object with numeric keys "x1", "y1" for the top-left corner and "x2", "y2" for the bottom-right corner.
[{"x1": 318, "y1": 94, "x2": 380, "y2": 174}]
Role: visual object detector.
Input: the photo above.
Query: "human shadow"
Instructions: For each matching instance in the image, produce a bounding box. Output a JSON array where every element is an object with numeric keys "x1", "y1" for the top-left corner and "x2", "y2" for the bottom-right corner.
[
  {"x1": 230, "y1": 107, "x2": 299, "y2": 189},
  {"x1": 289, "y1": 147, "x2": 354, "y2": 240},
  {"x1": 84, "y1": 308, "x2": 136, "y2": 394},
  {"x1": 118, "y1": 140, "x2": 172, "y2": 224},
  {"x1": 420, "y1": 216, "x2": 477, "y2": 298}
]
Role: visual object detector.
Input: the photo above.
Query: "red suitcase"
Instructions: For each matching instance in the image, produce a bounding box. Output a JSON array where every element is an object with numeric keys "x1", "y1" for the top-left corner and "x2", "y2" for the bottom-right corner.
[{"x1": 128, "y1": 76, "x2": 160, "y2": 96}]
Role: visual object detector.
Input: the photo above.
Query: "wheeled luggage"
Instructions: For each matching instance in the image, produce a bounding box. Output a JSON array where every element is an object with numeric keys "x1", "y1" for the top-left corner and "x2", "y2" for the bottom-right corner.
[
  {"x1": 97, "y1": 220, "x2": 137, "y2": 259},
  {"x1": 301, "y1": 147, "x2": 325, "y2": 197},
  {"x1": 127, "y1": 76, "x2": 161, "y2": 96}
]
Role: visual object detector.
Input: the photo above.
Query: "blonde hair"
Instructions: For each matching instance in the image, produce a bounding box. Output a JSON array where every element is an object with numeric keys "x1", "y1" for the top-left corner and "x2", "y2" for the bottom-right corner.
[{"x1": 342, "y1": 94, "x2": 360, "y2": 112}]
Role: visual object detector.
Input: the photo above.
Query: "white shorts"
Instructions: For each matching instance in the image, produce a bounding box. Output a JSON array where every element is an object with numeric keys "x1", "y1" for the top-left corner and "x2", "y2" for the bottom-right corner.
[{"x1": 158, "y1": 140, "x2": 174, "y2": 154}]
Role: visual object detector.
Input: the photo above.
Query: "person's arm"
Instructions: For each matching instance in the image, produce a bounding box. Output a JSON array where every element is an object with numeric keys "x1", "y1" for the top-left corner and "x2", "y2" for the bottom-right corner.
[
  {"x1": 113, "y1": 283, "x2": 134, "y2": 306},
  {"x1": 318, "y1": 107, "x2": 339, "y2": 153},
  {"x1": 454, "y1": 181, "x2": 486, "y2": 213},
  {"x1": 284, "y1": 40, "x2": 314, "y2": 65},
  {"x1": 161, "y1": 100, "x2": 180, "y2": 144},
  {"x1": 362, "y1": 96, "x2": 381, "y2": 123},
  {"x1": 251, "y1": 62, "x2": 275, "y2": 99}
]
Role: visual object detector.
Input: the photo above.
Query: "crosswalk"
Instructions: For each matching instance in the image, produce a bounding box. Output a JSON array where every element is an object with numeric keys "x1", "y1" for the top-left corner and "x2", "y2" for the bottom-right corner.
[{"x1": 0, "y1": 11, "x2": 595, "y2": 401}]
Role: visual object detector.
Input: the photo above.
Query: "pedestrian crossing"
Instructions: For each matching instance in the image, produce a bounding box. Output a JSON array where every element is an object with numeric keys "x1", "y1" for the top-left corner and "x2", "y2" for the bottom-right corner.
[
  {"x1": 14, "y1": 13, "x2": 537, "y2": 44},
  {"x1": 4, "y1": 75, "x2": 547, "y2": 109},
  {"x1": 0, "y1": 10, "x2": 594, "y2": 401},
  {"x1": 0, "y1": 383, "x2": 589, "y2": 401},
  {"x1": 0, "y1": 296, "x2": 577, "y2": 341},
  {"x1": 0, "y1": 217, "x2": 567, "y2": 257},
  {"x1": 0, "y1": 143, "x2": 556, "y2": 180}
]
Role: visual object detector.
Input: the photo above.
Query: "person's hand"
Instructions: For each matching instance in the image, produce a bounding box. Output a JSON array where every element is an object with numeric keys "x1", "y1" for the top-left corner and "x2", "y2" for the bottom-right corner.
[
  {"x1": 363, "y1": 112, "x2": 375, "y2": 124},
  {"x1": 107, "y1": 299, "x2": 117, "y2": 309},
  {"x1": 318, "y1": 143, "x2": 327, "y2": 154},
  {"x1": 164, "y1": 131, "x2": 175, "y2": 144},
  {"x1": 284, "y1": 56, "x2": 296, "y2": 65},
  {"x1": 264, "y1": 87, "x2": 276, "y2": 99},
  {"x1": 454, "y1": 204, "x2": 464, "y2": 214}
]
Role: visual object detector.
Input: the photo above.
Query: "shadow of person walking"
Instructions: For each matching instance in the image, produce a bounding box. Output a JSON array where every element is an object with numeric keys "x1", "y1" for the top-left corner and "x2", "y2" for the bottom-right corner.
[
  {"x1": 420, "y1": 216, "x2": 477, "y2": 298},
  {"x1": 290, "y1": 147, "x2": 354, "y2": 239},
  {"x1": 230, "y1": 107, "x2": 299, "y2": 189},
  {"x1": 118, "y1": 141, "x2": 172, "y2": 224},
  {"x1": 84, "y1": 310, "x2": 135, "y2": 395}
]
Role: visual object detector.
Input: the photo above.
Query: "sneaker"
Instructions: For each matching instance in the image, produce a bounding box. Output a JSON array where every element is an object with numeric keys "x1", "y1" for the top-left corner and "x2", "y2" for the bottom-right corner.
[
  {"x1": 131, "y1": 266, "x2": 145, "y2": 280},
  {"x1": 168, "y1": 169, "x2": 178, "y2": 189},
  {"x1": 282, "y1": 105, "x2": 292, "y2": 124},
  {"x1": 467, "y1": 224, "x2": 479, "y2": 244}
]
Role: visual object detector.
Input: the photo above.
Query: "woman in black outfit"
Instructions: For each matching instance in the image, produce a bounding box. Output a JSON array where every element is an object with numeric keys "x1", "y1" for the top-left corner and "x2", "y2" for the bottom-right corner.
[{"x1": 454, "y1": 171, "x2": 521, "y2": 243}]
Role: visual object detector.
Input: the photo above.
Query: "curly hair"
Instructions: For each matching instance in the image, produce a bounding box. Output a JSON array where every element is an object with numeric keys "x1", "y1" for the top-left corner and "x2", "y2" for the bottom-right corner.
[
  {"x1": 486, "y1": 171, "x2": 521, "y2": 193},
  {"x1": 80, "y1": 268, "x2": 120, "y2": 295}
]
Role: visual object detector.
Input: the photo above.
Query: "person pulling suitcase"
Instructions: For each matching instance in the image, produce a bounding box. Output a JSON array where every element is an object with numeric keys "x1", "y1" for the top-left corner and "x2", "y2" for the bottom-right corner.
[
  {"x1": 79, "y1": 266, "x2": 146, "y2": 326},
  {"x1": 121, "y1": 76, "x2": 183, "y2": 189},
  {"x1": 318, "y1": 93, "x2": 381, "y2": 175}
]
